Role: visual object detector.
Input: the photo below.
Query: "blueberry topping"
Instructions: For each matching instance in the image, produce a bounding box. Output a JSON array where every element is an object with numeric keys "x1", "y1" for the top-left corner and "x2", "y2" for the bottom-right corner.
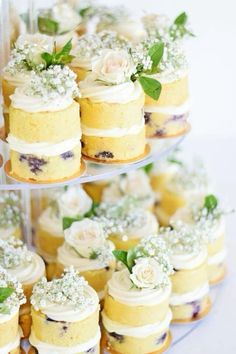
[
  {"x1": 95, "y1": 151, "x2": 114, "y2": 159},
  {"x1": 19, "y1": 154, "x2": 47, "y2": 175},
  {"x1": 61, "y1": 151, "x2": 74, "y2": 160},
  {"x1": 62, "y1": 325, "x2": 68, "y2": 332},
  {"x1": 86, "y1": 348, "x2": 96, "y2": 353},
  {"x1": 189, "y1": 300, "x2": 201, "y2": 318},
  {"x1": 108, "y1": 332, "x2": 124, "y2": 343},
  {"x1": 156, "y1": 332, "x2": 167, "y2": 345},
  {"x1": 105, "y1": 266, "x2": 110, "y2": 271},
  {"x1": 144, "y1": 112, "x2": 152, "y2": 124},
  {"x1": 170, "y1": 114, "x2": 185, "y2": 121},
  {"x1": 155, "y1": 129, "x2": 165, "y2": 137}
]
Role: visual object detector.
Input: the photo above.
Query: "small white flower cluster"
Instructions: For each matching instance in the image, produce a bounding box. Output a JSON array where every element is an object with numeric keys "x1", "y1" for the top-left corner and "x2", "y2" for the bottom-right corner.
[
  {"x1": 0, "y1": 192, "x2": 21, "y2": 228},
  {"x1": 25, "y1": 65, "x2": 79, "y2": 101},
  {"x1": 90, "y1": 244, "x2": 114, "y2": 266},
  {"x1": 0, "y1": 238, "x2": 32, "y2": 269},
  {"x1": 142, "y1": 14, "x2": 171, "y2": 42},
  {"x1": 160, "y1": 221, "x2": 206, "y2": 256},
  {"x1": 31, "y1": 267, "x2": 95, "y2": 311},
  {"x1": 136, "y1": 236, "x2": 173, "y2": 276},
  {"x1": 97, "y1": 5, "x2": 129, "y2": 26},
  {"x1": 131, "y1": 44, "x2": 153, "y2": 72},
  {"x1": 0, "y1": 268, "x2": 25, "y2": 314}
]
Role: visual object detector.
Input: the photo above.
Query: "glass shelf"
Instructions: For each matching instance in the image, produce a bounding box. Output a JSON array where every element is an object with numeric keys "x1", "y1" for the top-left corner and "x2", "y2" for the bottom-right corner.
[{"x1": 0, "y1": 134, "x2": 187, "y2": 190}]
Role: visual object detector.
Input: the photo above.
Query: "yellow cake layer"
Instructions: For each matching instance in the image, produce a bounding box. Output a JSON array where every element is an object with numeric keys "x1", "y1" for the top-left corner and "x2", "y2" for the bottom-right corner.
[
  {"x1": 56, "y1": 262, "x2": 115, "y2": 293},
  {"x1": 0, "y1": 311, "x2": 19, "y2": 346},
  {"x1": 78, "y1": 94, "x2": 144, "y2": 130},
  {"x1": 104, "y1": 294, "x2": 170, "y2": 326},
  {"x1": 3, "y1": 111, "x2": 10, "y2": 136},
  {"x1": 145, "y1": 76, "x2": 189, "y2": 107},
  {"x1": 10, "y1": 144, "x2": 81, "y2": 182},
  {"x1": 9, "y1": 101, "x2": 81, "y2": 143},
  {"x1": 36, "y1": 228, "x2": 64, "y2": 258},
  {"x1": 2, "y1": 78, "x2": 16, "y2": 108},
  {"x1": 82, "y1": 128, "x2": 146, "y2": 161},
  {"x1": 45, "y1": 262, "x2": 57, "y2": 281},
  {"x1": 158, "y1": 189, "x2": 186, "y2": 216},
  {"x1": 208, "y1": 235, "x2": 225, "y2": 256},
  {"x1": 83, "y1": 182, "x2": 109, "y2": 203},
  {"x1": 171, "y1": 262, "x2": 208, "y2": 294},
  {"x1": 70, "y1": 66, "x2": 89, "y2": 82},
  {"x1": 171, "y1": 295, "x2": 209, "y2": 322},
  {"x1": 105, "y1": 328, "x2": 170, "y2": 354},
  {"x1": 20, "y1": 313, "x2": 32, "y2": 339},
  {"x1": 108, "y1": 235, "x2": 140, "y2": 251},
  {"x1": 208, "y1": 263, "x2": 225, "y2": 285},
  {"x1": 151, "y1": 174, "x2": 172, "y2": 194},
  {"x1": 154, "y1": 206, "x2": 172, "y2": 227},
  {"x1": 31, "y1": 307, "x2": 99, "y2": 346}
]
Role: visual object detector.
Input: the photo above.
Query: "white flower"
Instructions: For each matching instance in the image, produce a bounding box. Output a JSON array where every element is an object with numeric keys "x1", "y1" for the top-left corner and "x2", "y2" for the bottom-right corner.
[
  {"x1": 130, "y1": 257, "x2": 165, "y2": 289},
  {"x1": 64, "y1": 219, "x2": 106, "y2": 257},
  {"x1": 58, "y1": 186, "x2": 92, "y2": 218},
  {"x1": 92, "y1": 49, "x2": 135, "y2": 84},
  {"x1": 120, "y1": 170, "x2": 154, "y2": 200},
  {"x1": 51, "y1": 3, "x2": 81, "y2": 33}
]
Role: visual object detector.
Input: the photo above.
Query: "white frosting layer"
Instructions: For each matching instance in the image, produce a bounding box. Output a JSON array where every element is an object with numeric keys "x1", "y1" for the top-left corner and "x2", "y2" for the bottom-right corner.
[
  {"x1": 102, "y1": 309, "x2": 172, "y2": 338},
  {"x1": 3, "y1": 71, "x2": 32, "y2": 88},
  {"x1": 11, "y1": 87, "x2": 74, "y2": 113},
  {"x1": 29, "y1": 328, "x2": 100, "y2": 354},
  {"x1": 170, "y1": 283, "x2": 209, "y2": 306},
  {"x1": 107, "y1": 269, "x2": 171, "y2": 306},
  {"x1": 7, "y1": 134, "x2": 81, "y2": 157},
  {"x1": 79, "y1": 78, "x2": 143, "y2": 104},
  {"x1": 145, "y1": 100, "x2": 190, "y2": 115},
  {"x1": 208, "y1": 249, "x2": 226, "y2": 266},
  {"x1": 153, "y1": 71, "x2": 188, "y2": 84},
  {"x1": 57, "y1": 242, "x2": 114, "y2": 271},
  {"x1": 0, "y1": 329, "x2": 20, "y2": 353},
  {"x1": 82, "y1": 119, "x2": 144, "y2": 138},
  {"x1": 38, "y1": 207, "x2": 63, "y2": 237},
  {"x1": 40, "y1": 286, "x2": 98, "y2": 322},
  {"x1": 125, "y1": 211, "x2": 158, "y2": 239},
  {"x1": 0, "y1": 305, "x2": 18, "y2": 324},
  {"x1": 8, "y1": 252, "x2": 45, "y2": 285},
  {"x1": 170, "y1": 249, "x2": 208, "y2": 270}
]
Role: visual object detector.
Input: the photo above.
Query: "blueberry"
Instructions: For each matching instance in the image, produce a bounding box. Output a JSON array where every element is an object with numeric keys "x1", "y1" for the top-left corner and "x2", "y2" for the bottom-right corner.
[
  {"x1": 46, "y1": 316, "x2": 66, "y2": 324},
  {"x1": 95, "y1": 151, "x2": 114, "y2": 159},
  {"x1": 173, "y1": 268, "x2": 180, "y2": 272},
  {"x1": 81, "y1": 141, "x2": 85, "y2": 148},
  {"x1": 144, "y1": 112, "x2": 152, "y2": 124},
  {"x1": 189, "y1": 300, "x2": 201, "y2": 318},
  {"x1": 62, "y1": 325, "x2": 68, "y2": 332},
  {"x1": 61, "y1": 151, "x2": 74, "y2": 160},
  {"x1": 19, "y1": 154, "x2": 47, "y2": 175},
  {"x1": 156, "y1": 332, "x2": 167, "y2": 345},
  {"x1": 86, "y1": 348, "x2": 96, "y2": 353},
  {"x1": 105, "y1": 266, "x2": 110, "y2": 271},
  {"x1": 108, "y1": 332, "x2": 124, "y2": 343},
  {"x1": 155, "y1": 129, "x2": 165, "y2": 136}
]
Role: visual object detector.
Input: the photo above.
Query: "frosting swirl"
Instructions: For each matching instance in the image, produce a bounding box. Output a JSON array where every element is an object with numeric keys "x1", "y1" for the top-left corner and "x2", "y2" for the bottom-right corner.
[
  {"x1": 38, "y1": 207, "x2": 63, "y2": 237},
  {"x1": 170, "y1": 249, "x2": 208, "y2": 270}
]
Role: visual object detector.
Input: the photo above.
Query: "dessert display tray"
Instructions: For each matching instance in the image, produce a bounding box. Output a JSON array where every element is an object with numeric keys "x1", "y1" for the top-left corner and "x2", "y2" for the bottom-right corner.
[{"x1": 0, "y1": 132, "x2": 187, "y2": 190}]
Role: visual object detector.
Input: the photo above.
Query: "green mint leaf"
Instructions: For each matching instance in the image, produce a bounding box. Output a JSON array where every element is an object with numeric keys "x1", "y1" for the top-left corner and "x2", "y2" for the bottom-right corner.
[
  {"x1": 62, "y1": 216, "x2": 83, "y2": 230},
  {"x1": 89, "y1": 251, "x2": 98, "y2": 260},
  {"x1": 204, "y1": 195, "x2": 218, "y2": 212},
  {"x1": 112, "y1": 250, "x2": 129, "y2": 270},
  {"x1": 84, "y1": 202, "x2": 99, "y2": 218},
  {"x1": 174, "y1": 12, "x2": 188, "y2": 26},
  {"x1": 142, "y1": 163, "x2": 154, "y2": 174},
  {"x1": 79, "y1": 6, "x2": 92, "y2": 18},
  {"x1": 41, "y1": 52, "x2": 53, "y2": 67},
  {"x1": 167, "y1": 158, "x2": 183, "y2": 166},
  {"x1": 55, "y1": 40, "x2": 73, "y2": 60},
  {"x1": 139, "y1": 76, "x2": 162, "y2": 100},
  {"x1": 0, "y1": 287, "x2": 14, "y2": 303},
  {"x1": 127, "y1": 248, "x2": 137, "y2": 272},
  {"x1": 38, "y1": 17, "x2": 58, "y2": 35},
  {"x1": 148, "y1": 42, "x2": 164, "y2": 70}
]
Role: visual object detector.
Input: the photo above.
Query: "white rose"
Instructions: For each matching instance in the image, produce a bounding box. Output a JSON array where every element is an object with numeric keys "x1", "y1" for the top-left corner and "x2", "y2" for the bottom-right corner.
[
  {"x1": 130, "y1": 257, "x2": 165, "y2": 289},
  {"x1": 52, "y1": 3, "x2": 81, "y2": 33},
  {"x1": 120, "y1": 170, "x2": 154, "y2": 199},
  {"x1": 58, "y1": 186, "x2": 92, "y2": 217},
  {"x1": 92, "y1": 49, "x2": 135, "y2": 85},
  {"x1": 64, "y1": 219, "x2": 106, "y2": 257}
]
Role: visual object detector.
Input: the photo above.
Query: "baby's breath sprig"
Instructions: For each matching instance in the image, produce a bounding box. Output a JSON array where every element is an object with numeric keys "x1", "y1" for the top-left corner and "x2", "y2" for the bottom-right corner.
[
  {"x1": 88, "y1": 244, "x2": 114, "y2": 266},
  {"x1": 31, "y1": 267, "x2": 96, "y2": 311},
  {"x1": 0, "y1": 268, "x2": 25, "y2": 314},
  {"x1": 0, "y1": 238, "x2": 32, "y2": 269},
  {"x1": 0, "y1": 192, "x2": 21, "y2": 229},
  {"x1": 170, "y1": 12, "x2": 195, "y2": 41}
]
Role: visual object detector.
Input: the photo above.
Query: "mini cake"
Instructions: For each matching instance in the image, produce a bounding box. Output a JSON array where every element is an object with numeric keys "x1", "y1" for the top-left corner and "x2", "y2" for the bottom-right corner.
[
  {"x1": 79, "y1": 49, "x2": 146, "y2": 162},
  {"x1": 102, "y1": 170, "x2": 156, "y2": 211},
  {"x1": 29, "y1": 267, "x2": 100, "y2": 353},
  {"x1": 95, "y1": 197, "x2": 158, "y2": 250},
  {"x1": 0, "y1": 268, "x2": 25, "y2": 353},
  {"x1": 57, "y1": 218, "x2": 115, "y2": 300},
  {"x1": 0, "y1": 191, "x2": 22, "y2": 240},
  {"x1": 160, "y1": 222, "x2": 211, "y2": 322},
  {"x1": 2, "y1": 33, "x2": 53, "y2": 135},
  {"x1": 171, "y1": 194, "x2": 228, "y2": 285},
  {"x1": 0, "y1": 238, "x2": 45, "y2": 338},
  {"x1": 8, "y1": 62, "x2": 81, "y2": 182},
  {"x1": 102, "y1": 236, "x2": 173, "y2": 354},
  {"x1": 36, "y1": 186, "x2": 92, "y2": 278},
  {"x1": 38, "y1": 3, "x2": 81, "y2": 49},
  {"x1": 83, "y1": 179, "x2": 112, "y2": 203},
  {"x1": 71, "y1": 31, "x2": 129, "y2": 82}
]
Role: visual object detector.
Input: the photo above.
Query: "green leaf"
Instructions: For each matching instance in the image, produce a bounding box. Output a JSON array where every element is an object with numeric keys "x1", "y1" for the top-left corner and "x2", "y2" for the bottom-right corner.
[
  {"x1": 167, "y1": 158, "x2": 183, "y2": 166},
  {"x1": 41, "y1": 40, "x2": 74, "y2": 69},
  {"x1": 84, "y1": 202, "x2": 99, "y2": 218},
  {"x1": 63, "y1": 216, "x2": 83, "y2": 230},
  {"x1": 127, "y1": 248, "x2": 136, "y2": 271},
  {"x1": 148, "y1": 42, "x2": 164, "y2": 70},
  {"x1": 174, "y1": 12, "x2": 188, "y2": 26},
  {"x1": 41, "y1": 52, "x2": 53, "y2": 67},
  {"x1": 89, "y1": 251, "x2": 98, "y2": 260},
  {"x1": 204, "y1": 195, "x2": 218, "y2": 212},
  {"x1": 38, "y1": 16, "x2": 59, "y2": 35},
  {"x1": 142, "y1": 163, "x2": 154, "y2": 174},
  {"x1": 112, "y1": 250, "x2": 128, "y2": 269},
  {"x1": 79, "y1": 6, "x2": 92, "y2": 18},
  {"x1": 139, "y1": 76, "x2": 162, "y2": 101},
  {"x1": 55, "y1": 40, "x2": 73, "y2": 60},
  {"x1": 0, "y1": 287, "x2": 14, "y2": 303}
]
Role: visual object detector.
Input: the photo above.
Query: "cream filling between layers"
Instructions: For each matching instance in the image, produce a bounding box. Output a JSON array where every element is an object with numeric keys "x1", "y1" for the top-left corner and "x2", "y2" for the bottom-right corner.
[
  {"x1": 7, "y1": 252, "x2": 45, "y2": 285},
  {"x1": 0, "y1": 329, "x2": 21, "y2": 353},
  {"x1": 79, "y1": 78, "x2": 143, "y2": 104},
  {"x1": 170, "y1": 283, "x2": 209, "y2": 306},
  {"x1": 39, "y1": 286, "x2": 99, "y2": 322},
  {"x1": 7, "y1": 134, "x2": 81, "y2": 157},
  {"x1": 38, "y1": 207, "x2": 63, "y2": 237},
  {"x1": 82, "y1": 118, "x2": 144, "y2": 138},
  {"x1": 145, "y1": 99, "x2": 190, "y2": 115},
  {"x1": 0, "y1": 305, "x2": 19, "y2": 324},
  {"x1": 107, "y1": 269, "x2": 171, "y2": 306},
  {"x1": 11, "y1": 87, "x2": 74, "y2": 112},
  {"x1": 102, "y1": 309, "x2": 172, "y2": 338},
  {"x1": 208, "y1": 249, "x2": 226, "y2": 266},
  {"x1": 29, "y1": 328, "x2": 101, "y2": 354},
  {"x1": 170, "y1": 249, "x2": 208, "y2": 270}
]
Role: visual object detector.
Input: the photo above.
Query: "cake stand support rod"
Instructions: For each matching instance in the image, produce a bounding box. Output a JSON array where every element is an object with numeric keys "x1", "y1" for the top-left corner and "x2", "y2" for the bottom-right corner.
[
  {"x1": 21, "y1": 189, "x2": 33, "y2": 249},
  {"x1": 28, "y1": 0, "x2": 37, "y2": 34}
]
